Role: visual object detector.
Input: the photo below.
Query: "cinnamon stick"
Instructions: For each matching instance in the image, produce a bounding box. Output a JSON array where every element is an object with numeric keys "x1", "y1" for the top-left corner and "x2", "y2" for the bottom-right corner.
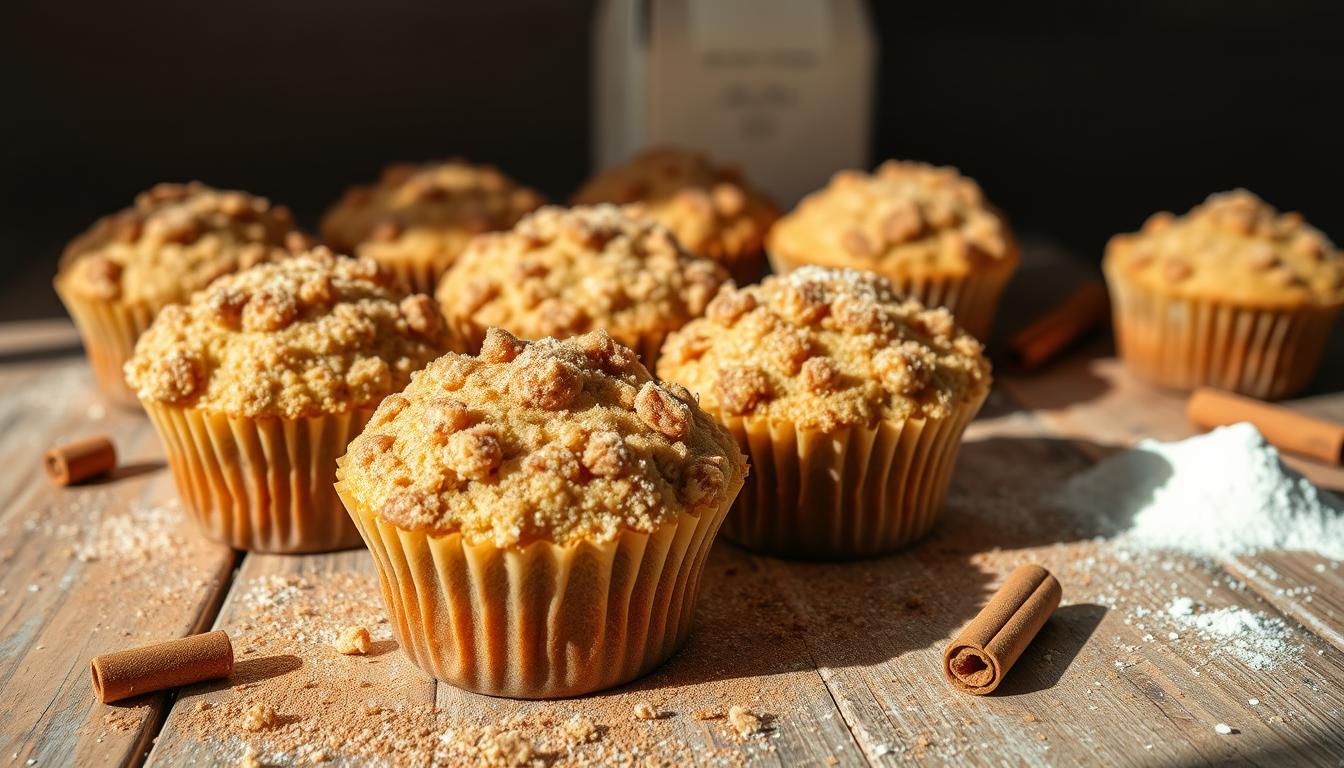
[
  {"x1": 44, "y1": 435, "x2": 117, "y2": 486},
  {"x1": 1005, "y1": 281, "x2": 1110, "y2": 371},
  {"x1": 1187, "y1": 387, "x2": 1344, "y2": 465},
  {"x1": 91, "y1": 630, "x2": 234, "y2": 703},
  {"x1": 943, "y1": 564, "x2": 1061, "y2": 695}
]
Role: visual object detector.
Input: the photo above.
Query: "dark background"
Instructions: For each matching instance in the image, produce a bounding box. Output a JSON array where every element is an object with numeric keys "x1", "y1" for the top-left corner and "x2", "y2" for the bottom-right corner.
[{"x1": 3, "y1": 1, "x2": 1342, "y2": 321}]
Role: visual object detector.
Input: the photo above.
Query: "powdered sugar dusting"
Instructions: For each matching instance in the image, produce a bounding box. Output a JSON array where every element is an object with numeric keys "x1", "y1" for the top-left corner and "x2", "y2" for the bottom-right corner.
[{"x1": 1055, "y1": 423, "x2": 1344, "y2": 560}]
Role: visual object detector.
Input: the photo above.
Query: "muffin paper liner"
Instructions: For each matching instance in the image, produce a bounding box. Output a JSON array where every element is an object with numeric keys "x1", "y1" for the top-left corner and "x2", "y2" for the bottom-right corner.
[
  {"x1": 143, "y1": 401, "x2": 372, "y2": 553},
  {"x1": 378, "y1": 255, "x2": 452, "y2": 297},
  {"x1": 767, "y1": 252, "x2": 1015, "y2": 341},
  {"x1": 54, "y1": 279, "x2": 158, "y2": 408},
  {"x1": 443, "y1": 314, "x2": 670, "y2": 368},
  {"x1": 336, "y1": 467, "x2": 735, "y2": 698},
  {"x1": 713, "y1": 394, "x2": 983, "y2": 559},
  {"x1": 1105, "y1": 266, "x2": 1340, "y2": 400}
]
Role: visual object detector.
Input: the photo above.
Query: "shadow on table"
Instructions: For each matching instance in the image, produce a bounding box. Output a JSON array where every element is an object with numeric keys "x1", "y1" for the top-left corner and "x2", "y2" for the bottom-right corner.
[{"x1": 994, "y1": 603, "x2": 1107, "y2": 696}]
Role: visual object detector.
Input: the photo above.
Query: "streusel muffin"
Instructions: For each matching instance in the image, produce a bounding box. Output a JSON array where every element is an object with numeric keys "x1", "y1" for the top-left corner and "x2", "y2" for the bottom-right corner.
[
  {"x1": 435, "y1": 205, "x2": 730, "y2": 363},
  {"x1": 1104, "y1": 189, "x2": 1343, "y2": 400},
  {"x1": 766, "y1": 160, "x2": 1019, "y2": 339},
  {"x1": 320, "y1": 160, "x2": 545, "y2": 293},
  {"x1": 55, "y1": 182, "x2": 307, "y2": 406},
  {"x1": 658, "y1": 267, "x2": 991, "y2": 558},
  {"x1": 335, "y1": 328, "x2": 746, "y2": 698},
  {"x1": 572, "y1": 147, "x2": 780, "y2": 284},
  {"x1": 125, "y1": 249, "x2": 450, "y2": 552}
]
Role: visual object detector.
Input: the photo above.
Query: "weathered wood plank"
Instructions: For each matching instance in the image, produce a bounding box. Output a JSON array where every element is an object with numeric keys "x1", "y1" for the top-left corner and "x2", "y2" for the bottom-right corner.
[{"x1": 0, "y1": 357, "x2": 237, "y2": 768}]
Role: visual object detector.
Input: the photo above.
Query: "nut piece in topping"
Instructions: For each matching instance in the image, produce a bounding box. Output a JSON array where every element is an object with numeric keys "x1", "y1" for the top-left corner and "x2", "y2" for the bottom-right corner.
[
  {"x1": 334, "y1": 626, "x2": 372, "y2": 655},
  {"x1": 515, "y1": 356, "x2": 583, "y2": 410},
  {"x1": 581, "y1": 430, "x2": 631, "y2": 477},
  {"x1": 479, "y1": 327, "x2": 528, "y2": 363},
  {"x1": 635, "y1": 382, "x2": 690, "y2": 440},
  {"x1": 714, "y1": 367, "x2": 772, "y2": 415},
  {"x1": 445, "y1": 425, "x2": 502, "y2": 480}
]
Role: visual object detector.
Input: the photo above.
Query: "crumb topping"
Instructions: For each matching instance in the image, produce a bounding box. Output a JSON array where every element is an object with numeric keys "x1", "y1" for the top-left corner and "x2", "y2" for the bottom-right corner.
[
  {"x1": 572, "y1": 147, "x2": 779, "y2": 271},
  {"x1": 1105, "y1": 189, "x2": 1344, "y2": 306},
  {"x1": 767, "y1": 160, "x2": 1019, "y2": 277},
  {"x1": 320, "y1": 159, "x2": 544, "y2": 266},
  {"x1": 337, "y1": 328, "x2": 747, "y2": 546},
  {"x1": 657, "y1": 267, "x2": 991, "y2": 430},
  {"x1": 57, "y1": 182, "x2": 305, "y2": 306},
  {"x1": 124, "y1": 249, "x2": 449, "y2": 418},
  {"x1": 435, "y1": 205, "x2": 730, "y2": 349}
]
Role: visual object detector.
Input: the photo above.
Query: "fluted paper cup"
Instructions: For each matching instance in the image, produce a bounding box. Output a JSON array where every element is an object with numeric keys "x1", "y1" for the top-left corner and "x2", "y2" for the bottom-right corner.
[
  {"x1": 142, "y1": 402, "x2": 372, "y2": 552},
  {"x1": 54, "y1": 277, "x2": 157, "y2": 409},
  {"x1": 337, "y1": 466, "x2": 735, "y2": 698},
  {"x1": 713, "y1": 394, "x2": 984, "y2": 559},
  {"x1": 1105, "y1": 265, "x2": 1340, "y2": 400},
  {"x1": 375, "y1": 254, "x2": 450, "y2": 296},
  {"x1": 767, "y1": 252, "x2": 1015, "y2": 341}
]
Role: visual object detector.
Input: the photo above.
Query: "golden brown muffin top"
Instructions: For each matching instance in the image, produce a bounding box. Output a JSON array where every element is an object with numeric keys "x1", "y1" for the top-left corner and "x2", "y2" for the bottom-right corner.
[
  {"x1": 767, "y1": 160, "x2": 1019, "y2": 278},
  {"x1": 1104, "y1": 189, "x2": 1344, "y2": 307},
  {"x1": 571, "y1": 147, "x2": 779, "y2": 269},
  {"x1": 657, "y1": 267, "x2": 991, "y2": 431},
  {"x1": 124, "y1": 249, "x2": 450, "y2": 418},
  {"x1": 338, "y1": 328, "x2": 747, "y2": 546},
  {"x1": 319, "y1": 160, "x2": 545, "y2": 265},
  {"x1": 435, "y1": 205, "x2": 730, "y2": 346},
  {"x1": 56, "y1": 182, "x2": 305, "y2": 306}
]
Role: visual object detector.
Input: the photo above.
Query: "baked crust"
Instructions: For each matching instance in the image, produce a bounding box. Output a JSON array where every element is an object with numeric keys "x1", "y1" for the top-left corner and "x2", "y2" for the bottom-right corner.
[
  {"x1": 435, "y1": 205, "x2": 729, "y2": 348},
  {"x1": 124, "y1": 248, "x2": 449, "y2": 418},
  {"x1": 572, "y1": 147, "x2": 779, "y2": 279},
  {"x1": 658, "y1": 266, "x2": 991, "y2": 431},
  {"x1": 339, "y1": 327, "x2": 747, "y2": 546},
  {"x1": 767, "y1": 160, "x2": 1019, "y2": 279},
  {"x1": 1104, "y1": 189, "x2": 1344, "y2": 308},
  {"x1": 56, "y1": 182, "x2": 305, "y2": 306}
]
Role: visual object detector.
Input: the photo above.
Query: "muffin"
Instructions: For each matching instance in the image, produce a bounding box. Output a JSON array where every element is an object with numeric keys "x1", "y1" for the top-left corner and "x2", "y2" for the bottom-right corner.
[
  {"x1": 1104, "y1": 190, "x2": 1344, "y2": 400},
  {"x1": 572, "y1": 147, "x2": 780, "y2": 284},
  {"x1": 434, "y1": 205, "x2": 730, "y2": 363},
  {"x1": 55, "y1": 182, "x2": 306, "y2": 407},
  {"x1": 125, "y1": 249, "x2": 450, "y2": 552},
  {"x1": 335, "y1": 327, "x2": 747, "y2": 698},
  {"x1": 320, "y1": 160, "x2": 545, "y2": 294},
  {"x1": 658, "y1": 267, "x2": 991, "y2": 558},
  {"x1": 766, "y1": 160, "x2": 1019, "y2": 340}
]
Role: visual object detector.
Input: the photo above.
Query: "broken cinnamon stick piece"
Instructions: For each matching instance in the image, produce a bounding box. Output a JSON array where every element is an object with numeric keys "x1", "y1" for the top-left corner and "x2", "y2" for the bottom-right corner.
[
  {"x1": 943, "y1": 564, "x2": 1061, "y2": 695},
  {"x1": 1187, "y1": 387, "x2": 1344, "y2": 465},
  {"x1": 44, "y1": 435, "x2": 117, "y2": 486},
  {"x1": 91, "y1": 630, "x2": 234, "y2": 703},
  {"x1": 1005, "y1": 281, "x2": 1110, "y2": 371}
]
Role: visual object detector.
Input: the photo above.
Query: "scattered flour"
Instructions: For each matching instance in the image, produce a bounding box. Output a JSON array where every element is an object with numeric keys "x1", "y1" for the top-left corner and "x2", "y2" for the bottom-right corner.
[
  {"x1": 1164, "y1": 599, "x2": 1298, "y2": 670},
  {"x1": 1055, "y1": 423, "x2": 1344, "y2": 560}
]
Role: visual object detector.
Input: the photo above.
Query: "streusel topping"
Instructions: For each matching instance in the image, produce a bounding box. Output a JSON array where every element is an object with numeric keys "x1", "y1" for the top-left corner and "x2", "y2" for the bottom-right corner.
[
  {"x1": 767, "y1": 160, "x2": 1018, "y2": 277},
  {"x1": 571, "y1": 147, "x2": 779, "y2": 274},
  {"x1": 338, "y1": 328, "x2": 747, "y2": 546},
  {"x1": 124, "y1": 249, "x2": 450, "y2": 418},
  {"x1": 320, "y1": 160, "x2": 545, "y2": 264},
  {"x1": 1105, "y1": 189, "x2": 1344, "y2": 306},
  {"x1": 657, "y1": 267, "x2": 991, "y2": 430},
  {"x1": 57, "y1": 182, "x2": 305, "y2": 305},
  {"x1": 435, "y1": 205, "x2": 730, "y2": 347}
]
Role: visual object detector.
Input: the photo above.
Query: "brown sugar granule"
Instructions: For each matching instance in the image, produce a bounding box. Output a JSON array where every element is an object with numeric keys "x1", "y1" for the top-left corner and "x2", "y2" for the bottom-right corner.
[
  {"x1": 333, "y1": 626, "x2": 371, "y2": 655},
  {"x1": 726, "y1": 705, "x2": 761, "y2": 737},
  {"x1": 241, "y1": 702, "x2": 278, "y2": 732}
]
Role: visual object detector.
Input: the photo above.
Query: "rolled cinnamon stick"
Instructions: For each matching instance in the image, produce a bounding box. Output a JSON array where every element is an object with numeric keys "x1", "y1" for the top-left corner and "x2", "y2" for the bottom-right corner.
[
  {"x1": 44, "y1": 436, "x2": 117, "y2": 486},
  {"x1": 1187, "y1": 387, "x2": 1344, "y2": 465},
  {"x1": 1005, "y1": 281, "x2": 1110, "y2": 371},
  {"x1": 91, "y1": 630, "x2": 234, "y2": 703},
  {"x1": 943, "y1": 564, "x2": 1061, "y2": 695}
]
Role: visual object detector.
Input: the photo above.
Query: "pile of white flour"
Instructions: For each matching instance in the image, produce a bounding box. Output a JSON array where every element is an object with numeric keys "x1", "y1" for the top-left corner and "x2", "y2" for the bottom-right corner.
[{"x1": 1056, "y1": 422, "x2": 1344, "y2": 560}]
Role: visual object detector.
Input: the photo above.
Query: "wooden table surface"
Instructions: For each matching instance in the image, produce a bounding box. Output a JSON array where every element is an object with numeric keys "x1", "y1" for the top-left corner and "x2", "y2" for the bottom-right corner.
[{"x1": 4, "y1": 253, "x2": 1344, "y2": 766}]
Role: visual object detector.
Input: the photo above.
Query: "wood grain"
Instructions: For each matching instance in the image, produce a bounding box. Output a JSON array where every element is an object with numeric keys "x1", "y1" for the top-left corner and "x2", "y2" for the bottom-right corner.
[{"x1": 0, "y1": 353, "x2": 236, "y2": 768}]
